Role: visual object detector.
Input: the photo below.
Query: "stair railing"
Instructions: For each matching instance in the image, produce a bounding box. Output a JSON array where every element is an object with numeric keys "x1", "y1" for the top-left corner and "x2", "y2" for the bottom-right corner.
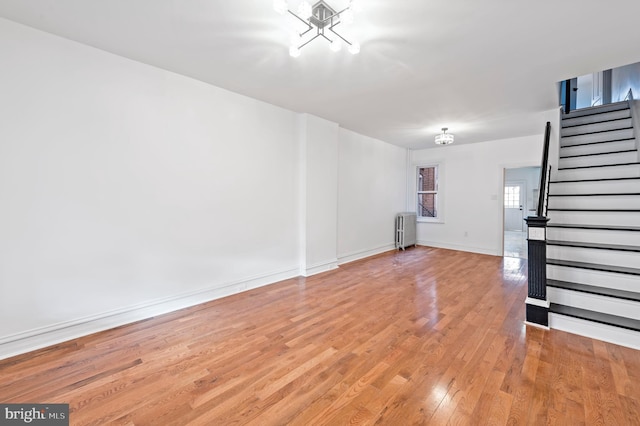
[
  {"x1": 537, "y1": 122, "x2": 552, "y2": 217},
  {"x1": 524, "y1": 121, "x2": 552, "y2": 328},
  {"x1": 624, "y1": 88, "x2": 634, "y2": 101}
]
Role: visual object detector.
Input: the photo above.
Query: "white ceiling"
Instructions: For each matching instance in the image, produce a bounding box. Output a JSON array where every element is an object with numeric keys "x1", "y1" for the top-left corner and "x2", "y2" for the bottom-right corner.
[{"x1": 1, "y1": 0, "x2": 639, "y2": 149}]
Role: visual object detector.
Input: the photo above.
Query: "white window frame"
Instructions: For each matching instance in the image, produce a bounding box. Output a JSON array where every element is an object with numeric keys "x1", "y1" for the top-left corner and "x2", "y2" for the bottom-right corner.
[{"x1": 416, "y1": 164, "x2": 443, "y2": 223}]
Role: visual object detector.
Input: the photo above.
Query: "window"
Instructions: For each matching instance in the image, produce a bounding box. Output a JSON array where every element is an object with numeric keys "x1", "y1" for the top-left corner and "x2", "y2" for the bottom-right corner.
[
  {"x1": 417, "y1": 166, "x2": 439, "y2": 219},
  {"x1": 504, "y1": 185, "x2": 520, "y2": 208}
]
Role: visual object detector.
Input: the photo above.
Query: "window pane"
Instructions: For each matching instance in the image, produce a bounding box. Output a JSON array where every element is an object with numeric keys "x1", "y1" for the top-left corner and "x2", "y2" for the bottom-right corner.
[
  {"x1": 418, "y1": 167, "x2": 436, "y2": 191},
  {"x1": 504, "y1": 186, "x2": 520, "y2": 208},
  {"x1": 418, "y1": 193, "x2": 437, "y2": 217}
]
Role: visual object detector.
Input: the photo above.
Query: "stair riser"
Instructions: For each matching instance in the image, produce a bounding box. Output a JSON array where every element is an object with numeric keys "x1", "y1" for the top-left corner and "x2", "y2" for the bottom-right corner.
[
  {"x1": 548, "y1": 195, "x2": 640, "y2": 210},
  {"x1": 547, "y1": 265, "x2": 640, "y2": 293},
  {"x1": 562, "y1": 109, "x2": 631, "y2": 127},
  {"x1": 560, "y1": 139, "x2": 636, "y2": 156},
  {"x1": 549, "y1": 179, "x2": 640, "y2": 195},
  {"x1": 561, "y1": 128, "x2": 634, "y2": 146},
  {"x1": 547, "y1": 228, "x2": 640, "y2": 246},
  {"x1": 548, "y1": 287, "x2": 640, "y2": 320},
  {"x1": 548, "y1": 210, "x2": 640, "y2": 227},
  {"x1": 554, "y1": 164, "x2": 640, "y2": 181},
  {"x1": 561, "y1": 118, "x2": 632, "y2": 137},
  {"x1": 559, "y1": 151, "x2": 636, "y2": 168},
  {"x1": 547, "y1": 246, "x2": 640, "y2": 269},
  {"x1": 549, "y1": 313, "x2": 640, "y2": 350}
]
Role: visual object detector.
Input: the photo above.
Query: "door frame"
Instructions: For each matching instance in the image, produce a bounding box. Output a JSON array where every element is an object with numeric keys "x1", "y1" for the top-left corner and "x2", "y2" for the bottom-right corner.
[{"x1": 500, "y1": 165, "x2": 541, "y2": 257}]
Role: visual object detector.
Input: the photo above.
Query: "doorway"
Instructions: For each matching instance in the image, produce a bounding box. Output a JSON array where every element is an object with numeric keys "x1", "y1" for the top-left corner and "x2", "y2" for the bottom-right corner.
[
  {"x1": 504, "y1": 182, "x2": 525, "y2": 232},
  {"x1": 503, "y1": 167, "x2": 541, "y2": 259}
]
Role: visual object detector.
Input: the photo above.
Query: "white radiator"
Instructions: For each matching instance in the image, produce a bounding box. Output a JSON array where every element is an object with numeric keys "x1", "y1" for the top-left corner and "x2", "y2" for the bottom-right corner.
[{"x1": 395, "y1": 212, "x2": 416, "y2": 250}]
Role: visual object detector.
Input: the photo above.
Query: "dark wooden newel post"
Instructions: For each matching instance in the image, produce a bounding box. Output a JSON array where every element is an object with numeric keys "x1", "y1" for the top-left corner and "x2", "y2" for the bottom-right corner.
[{"x1": 524, "y1": 216, "x2": 550, "y2": 327}]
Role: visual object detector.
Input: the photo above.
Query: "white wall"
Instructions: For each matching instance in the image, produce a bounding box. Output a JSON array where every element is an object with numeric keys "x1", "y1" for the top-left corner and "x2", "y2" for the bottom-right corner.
[
  {"x1": 337, "y1": 129, "x2": 407, "y2": 263},
  {"x1": 298, "y1": 114, "x2": 340, "y2": 276},
  {"x1": 0, "y1": 18, "x2": 411, "y2": 358},
  {"x1": 0, "y1": 18, "x2": 304, "y2": 356},
  {"x1": 410, "y1": 135, "x2": 543, "y2": 256}
]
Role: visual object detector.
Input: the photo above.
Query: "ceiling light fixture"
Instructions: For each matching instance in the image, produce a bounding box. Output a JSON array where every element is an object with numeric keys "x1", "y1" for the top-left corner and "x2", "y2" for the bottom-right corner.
[
  {"x1": 274, "y1": 0, "x2": 362, "y2": 57},
  {"x1": 435, "y1": 128, "x2": 454, "y2": 145}
]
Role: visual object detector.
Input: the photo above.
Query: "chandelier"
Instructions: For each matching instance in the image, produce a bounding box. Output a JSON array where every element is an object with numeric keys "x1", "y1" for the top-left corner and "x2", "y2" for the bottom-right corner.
[
  {"x1": 435, "y1": 128, "x2": 454, "y2": 145},
  {"x1": 273, "y1": 0, "x2": 362, "y2": 57}
]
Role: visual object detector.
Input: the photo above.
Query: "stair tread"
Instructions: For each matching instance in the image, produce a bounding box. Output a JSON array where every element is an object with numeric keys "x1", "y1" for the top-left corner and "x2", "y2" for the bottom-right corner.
[
  {"x1": 548, "y1": 208, "x2": 640, "y2": 212},
  {"x1": 560, "y1": 137, "x2": 636, "y2": 148},
  {"x1": 548, "y1": 223, "x2": 640, "y2": 232},
  {"x1": 548, "y1": 279, "x2": 640, "y2": 301},
  {"x1": 561, "y1": 127, "x2": 633, "y2": 138},
  {"x1": 562, "y1": 116, "x2": 632, "y2": 129},
  {"x1": 550, "y1": 303, "x2": 640, "y2": 332},
  {"x1": 548, "y1": 192, "x2": 640, "y2": 197},
  {"x1": 547, "y1": 259, "x2": 640, "y2": 275},
  {"x1": 547, "y1": 240, "x2": 640, "y2": 252},
  {"x1": 560, "y1": 149, "x2": 637, "y2": 159},
  {"x1": 558, "y1": 161, "x2": 640, "y2": 171},
  {"x1": 551, "y1": 177, "x2": 640, "y2": 183}
]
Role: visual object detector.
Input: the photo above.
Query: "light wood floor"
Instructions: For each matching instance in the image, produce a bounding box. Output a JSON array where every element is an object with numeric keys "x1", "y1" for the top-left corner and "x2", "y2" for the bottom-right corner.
[{"x1": 2, "y1": 247, "x2": 640, "y2": 425}]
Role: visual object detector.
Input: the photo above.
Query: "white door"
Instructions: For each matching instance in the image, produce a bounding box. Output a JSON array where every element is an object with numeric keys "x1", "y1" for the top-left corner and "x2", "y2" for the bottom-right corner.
[{"x1": 504, "y1": 182, "x2": 525, "y2": 231}]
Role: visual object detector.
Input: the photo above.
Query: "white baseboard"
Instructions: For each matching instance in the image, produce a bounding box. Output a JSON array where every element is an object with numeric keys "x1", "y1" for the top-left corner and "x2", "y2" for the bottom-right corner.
[
  {"x1": 549, "y1": 313, "x2": 640, "y2": 350},
  {"x1": 0, "y1": 267, "x2": 299, "y2": 361},
  {"x1": 304, "y1": 260, "x2": 339, "y2": 277},
  {"x1": 416, "y1": 240, "x2": 500, "y2": 256},
  {"x1": 337, "y1": 244, "x2": 396, "y2": 265}
]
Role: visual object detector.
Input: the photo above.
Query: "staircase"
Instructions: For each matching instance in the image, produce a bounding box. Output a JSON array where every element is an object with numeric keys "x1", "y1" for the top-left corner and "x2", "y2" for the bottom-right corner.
[{"x1": 545, "y1": 101, "x2": 640, "y2": 348}]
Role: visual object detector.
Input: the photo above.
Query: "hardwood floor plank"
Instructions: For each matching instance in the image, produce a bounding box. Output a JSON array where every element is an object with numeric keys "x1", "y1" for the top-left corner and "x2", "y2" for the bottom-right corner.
[
  {"x1": 620, "y1": 395, "x2": 640, "y2": 425},
  {"x1": 471, "y1": 369, "x2": 506, "y2": 422},
  {"x1": 483, "y1": 390, "x2": 514, "y2": 425},
  {"x1": 607, "y1": 344, "x2": 635, "y2": 397},
  {"x1": 365, "y1": 373, "x2": 409, "y2": 423},
  {"x1": 1, "y1": 248, "x2": 640, "y2": 425}
]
